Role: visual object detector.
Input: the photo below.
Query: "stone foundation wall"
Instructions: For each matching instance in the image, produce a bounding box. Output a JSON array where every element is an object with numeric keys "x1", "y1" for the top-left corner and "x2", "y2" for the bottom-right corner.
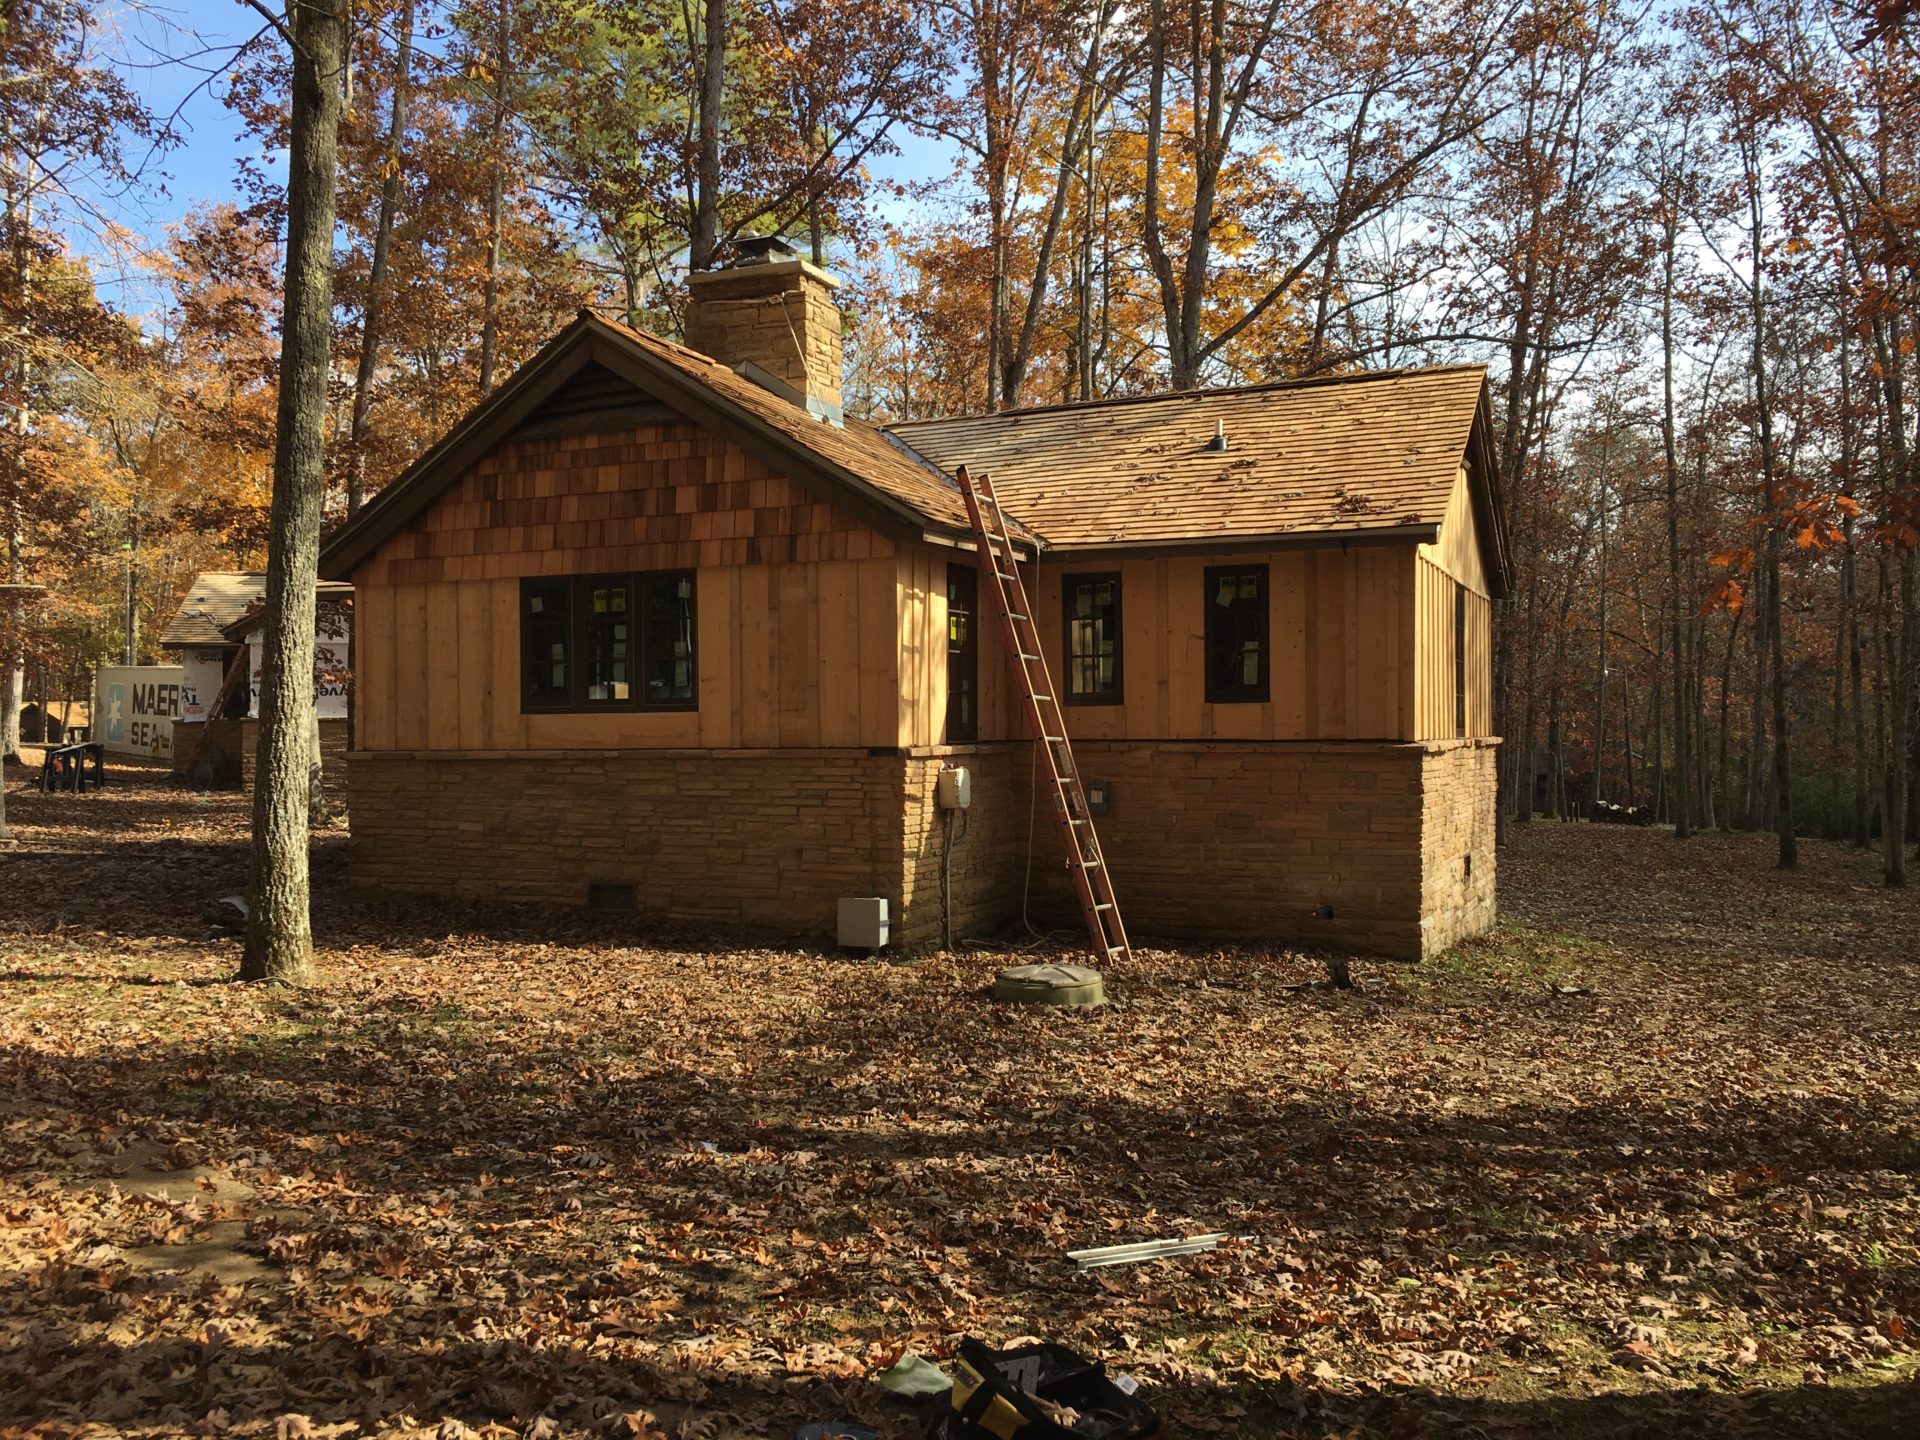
[
  {"x1": 345, "y1": 737, "x2": 1498, "y2": 958},
  {"x1": 348, "y1": 749, "x2": 909, "y2": 933},
  {"x1": 1418, "y1": 739, "x2": 1498, "y2": 955},
  {"x1": 1017, "y1": 742, "x2": 1425, "y2": 957},
  {"x1": 897, "y1": 745, "x2": 1032, "y2": 947}
]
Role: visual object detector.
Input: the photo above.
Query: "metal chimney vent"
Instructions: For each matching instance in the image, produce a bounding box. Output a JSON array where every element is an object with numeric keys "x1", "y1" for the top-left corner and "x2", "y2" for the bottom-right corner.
[{"x1": 729, "y1": 234, "x2": 800, "y2": 267}]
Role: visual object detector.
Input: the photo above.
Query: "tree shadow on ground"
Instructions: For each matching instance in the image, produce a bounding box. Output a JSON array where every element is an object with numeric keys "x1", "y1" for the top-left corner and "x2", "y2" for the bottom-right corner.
[{"x1": 3, "y1": 997, "x2": 1913, "y2": 1439}]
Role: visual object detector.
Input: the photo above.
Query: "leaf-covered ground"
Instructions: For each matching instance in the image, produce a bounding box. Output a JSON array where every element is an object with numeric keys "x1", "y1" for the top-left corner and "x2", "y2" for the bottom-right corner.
[{"x1": 2, "y1": 770, "x2": 1917, "y2": 1438}]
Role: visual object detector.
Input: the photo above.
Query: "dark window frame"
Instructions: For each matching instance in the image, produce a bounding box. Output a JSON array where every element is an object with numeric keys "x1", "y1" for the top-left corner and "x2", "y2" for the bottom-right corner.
[
  {"x1": 1061, "y1": 571, "x2": 1124, "y2": 706},
  {"x1": 640, "y1": 570, "x2": 699, "y2": 709},
  {"x1": 1203, "y1": 563, "x2": 1270, "y2": 705},
  {"x1": 946, "y1": 561, "x2": 979, "y2": 744},
  {"x1": 520, "y1": 577, "x2": 574, "y2": 710},
  {"x1": 519, "y1": 571, "x2": 698, "y2": 714}
]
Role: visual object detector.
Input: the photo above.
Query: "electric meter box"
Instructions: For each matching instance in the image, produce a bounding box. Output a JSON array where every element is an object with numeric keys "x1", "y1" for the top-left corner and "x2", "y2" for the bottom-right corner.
[
  {"x1": 837, "y1": 896, "x2": 890, "y2": 949},
  {"x1": 936, "y1": 765, "x2": 973, "y2": 810}
]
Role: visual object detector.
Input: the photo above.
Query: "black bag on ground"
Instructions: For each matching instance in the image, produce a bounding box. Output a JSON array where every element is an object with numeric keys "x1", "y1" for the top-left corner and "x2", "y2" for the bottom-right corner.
[{"x1": 927, "y1": 1338, "x2": 1156, "y2": 1440}]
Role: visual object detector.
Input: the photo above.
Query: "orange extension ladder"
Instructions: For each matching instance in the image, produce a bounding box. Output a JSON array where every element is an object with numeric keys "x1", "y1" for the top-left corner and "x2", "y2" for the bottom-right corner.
[{"x1": 956, "y1": 465, "x2": 1133, "y2": 967}]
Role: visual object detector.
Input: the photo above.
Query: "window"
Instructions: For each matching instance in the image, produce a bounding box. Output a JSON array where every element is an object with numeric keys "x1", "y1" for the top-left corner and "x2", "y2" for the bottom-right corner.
[
  {"x1": 643, "y1": 573, "x2": 697, "y2": 704},
  {"x1": 1063, "y1": 572, "x2": 1122, "y2": 704},
  {"x1": 946, "y1": 562, "x2": 978, "y2": 743},
  {"x1": 522, "y1": 580, "x2": 572, "y2": 705},
  {"x1": 1454, "y1": 581, "x2": 1468, "y2": 737},
  {"x1": 1204, "y1": 565, "x2": 1268, "y2": 703},
  {"x1": 521, "y1": 572, "x2": 697, "y2": 712},
  {"x1": 583, "y1": 580, "x2": 631, "y2": 702}
]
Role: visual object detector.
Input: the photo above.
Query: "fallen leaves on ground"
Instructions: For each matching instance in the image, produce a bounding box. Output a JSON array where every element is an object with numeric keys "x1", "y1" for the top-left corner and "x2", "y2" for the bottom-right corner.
[{"x1": 1, "y1": 771, "x2": 1916, "y2": 1438}]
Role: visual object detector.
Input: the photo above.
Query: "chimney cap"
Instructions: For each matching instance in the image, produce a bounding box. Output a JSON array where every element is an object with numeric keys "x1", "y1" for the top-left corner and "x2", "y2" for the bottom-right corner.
[{"x1": 729, "y1": 234, "x2": 801, "y2": 266}]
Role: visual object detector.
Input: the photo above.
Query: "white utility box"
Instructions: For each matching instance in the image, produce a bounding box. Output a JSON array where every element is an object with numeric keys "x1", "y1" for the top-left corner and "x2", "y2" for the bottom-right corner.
[
  {"x1": 937, "y1": 765, "x2": 973, "y2": 810},
  {"x1": 837, "y1": 896, "x2": 890, "y2": 949}
]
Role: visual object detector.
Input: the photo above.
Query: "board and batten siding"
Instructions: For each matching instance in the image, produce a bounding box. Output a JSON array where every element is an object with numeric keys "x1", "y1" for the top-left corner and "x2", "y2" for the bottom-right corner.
[
  {"x1": 1413, "y1": 466, "x2": 1494, "y2": 740},
  {"x1": 894, "y1": 540, "x2": 1420, "y2": 745},
  {"x1": 352, "y1": 415, "x2": 1485, "y2": 754},
  {"x1": 353, "y1": 421, "x2": 910, "y2": 751}
]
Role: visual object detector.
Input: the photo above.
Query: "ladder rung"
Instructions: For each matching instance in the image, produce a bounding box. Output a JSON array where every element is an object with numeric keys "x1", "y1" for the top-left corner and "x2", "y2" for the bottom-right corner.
[{"x1": 1093, "y1": 903, "x2": 1113, "y2": 912}]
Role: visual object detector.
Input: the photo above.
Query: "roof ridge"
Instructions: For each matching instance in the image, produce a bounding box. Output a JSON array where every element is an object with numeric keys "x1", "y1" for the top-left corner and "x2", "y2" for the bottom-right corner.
[{"x1": 885, "y1": 362, "x2": 1489, "y2": 430}]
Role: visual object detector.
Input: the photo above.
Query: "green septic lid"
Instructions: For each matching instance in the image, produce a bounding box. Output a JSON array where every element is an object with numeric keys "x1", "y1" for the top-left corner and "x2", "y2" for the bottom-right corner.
[{"x1": 994, "y1": 963, "x2": 1106, "y2": 1007}]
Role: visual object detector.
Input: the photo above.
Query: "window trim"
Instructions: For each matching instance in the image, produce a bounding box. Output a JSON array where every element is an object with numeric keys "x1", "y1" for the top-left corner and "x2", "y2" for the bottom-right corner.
[
  {"x1": 1203, "y1": 563, "x2": 1270, "y2": 705},
  {"x1": 1061, "y1": 570, "x2": 1124, "y2": 707},
  {"x1": 519, "y1": 571, "x2": 698, "y2": 714}
]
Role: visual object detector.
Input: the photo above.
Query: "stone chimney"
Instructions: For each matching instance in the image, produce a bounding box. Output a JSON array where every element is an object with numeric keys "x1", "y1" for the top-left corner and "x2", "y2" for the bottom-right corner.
[{"x1": 686, "y1": 236, "x2": 844, "y2": 417}]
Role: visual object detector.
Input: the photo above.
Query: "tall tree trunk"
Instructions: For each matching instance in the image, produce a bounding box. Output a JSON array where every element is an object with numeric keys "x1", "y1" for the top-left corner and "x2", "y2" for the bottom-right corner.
[
  {"x1": 1744, "y1": 562, "x2": 1769, "y2": 828},
  {"x1": 1623, "y1": 660, "x2": 1638, "y2": 807},
  {"x1": 1889, "y1": 550, "x2": 1916, "y2": 885},
  {"x1": 1001, "y1": 5, "x2": 1109, "y2": 407},
  {"x1": 1593, "y1": 454, "x2": 1609, "y2": 809},
  {"x1": 240, "y1": 0, "x2": 348, "y2": 986},
  {"x1": 1660, "y1": 203, "x2": 1690, "y2": 836},
  {"x1": 122, "y1": 507, "x2": 139, "y2": 664},
  {"x1": 1828, "y1": 584, "x2": 1846, "y2": 839},
  {"x1": 1, "y1": 153, "x2": 35, "y2": 767},
  {"x1": 477, "y1": 0, "x2": 511, "y2": 393},
  {"x1": 1718, "y1": 608, "x2": 1742, "y2": 832},
  {"x1": 1519, "y1": 569, "x2": 1541, "y2": 823},
  {"x1": 690, "y1": 0, "x2": 727, "y2": 272},
  {"x1": 347, "y1": 0, "x2": 414, "y2": 515},
  {"x1": 1848, "y1": 520, "x2": 1870, "y2": 845},
  {"x1": 1742, "y1": 142, "x2": 1795, "y2": 865},
  {"x1": 0, "y1": 524, "x2": 19, "y2": 766}
]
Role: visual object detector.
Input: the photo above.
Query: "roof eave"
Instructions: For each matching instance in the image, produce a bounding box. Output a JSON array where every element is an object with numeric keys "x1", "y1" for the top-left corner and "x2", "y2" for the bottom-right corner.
[
  {"x1": 1031, "y1": 522, "x2": 1440, "y2": 561},
  {"x1": 1465, "y1": 384, "x2": 1513, "y2": 600},
  {"x1": 319, "y1": 313, "x2": 603, "y2": 581}
]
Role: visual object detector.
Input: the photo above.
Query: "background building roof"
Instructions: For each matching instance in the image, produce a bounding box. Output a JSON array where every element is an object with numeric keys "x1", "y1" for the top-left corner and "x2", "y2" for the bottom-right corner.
[{"x1": 160, "y1": 573, "x2": 352, "y2": 649}]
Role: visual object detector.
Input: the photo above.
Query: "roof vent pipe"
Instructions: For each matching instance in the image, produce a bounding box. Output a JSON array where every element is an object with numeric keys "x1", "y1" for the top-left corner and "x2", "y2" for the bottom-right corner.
[{"x1": 1205, "y1": 418, "x2": 1227, "y2": 452}]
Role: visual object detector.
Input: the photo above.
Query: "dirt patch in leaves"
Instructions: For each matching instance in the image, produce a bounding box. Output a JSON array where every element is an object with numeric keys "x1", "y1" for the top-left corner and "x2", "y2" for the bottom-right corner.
[{"x1": 2, "y1": 775, "x2": 1916, "y2": 1438}]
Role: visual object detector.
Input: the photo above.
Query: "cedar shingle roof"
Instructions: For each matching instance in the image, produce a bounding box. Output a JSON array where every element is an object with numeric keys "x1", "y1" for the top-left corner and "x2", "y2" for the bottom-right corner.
[
  {"x1": 320, "y1": 310, "x2": 1502, "y2": 590},
  {"x1": 887, "y1": 365, "x2": 1490, "y2": 550}
]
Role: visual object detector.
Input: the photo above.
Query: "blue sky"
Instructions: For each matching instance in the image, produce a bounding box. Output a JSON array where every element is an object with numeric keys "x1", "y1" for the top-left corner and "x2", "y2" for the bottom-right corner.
[
  {"x1": 106, "y1": 0, "x2": 258, "y2": 232},
  {"x1": 87, "y1": 0, "x2": 958, "y2": 313}
]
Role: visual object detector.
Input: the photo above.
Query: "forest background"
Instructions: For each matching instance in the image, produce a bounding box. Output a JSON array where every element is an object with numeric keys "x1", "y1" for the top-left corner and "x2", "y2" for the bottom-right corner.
[{"x1": 3, "y1": 0, "x2": 1917, "y2": 876}]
